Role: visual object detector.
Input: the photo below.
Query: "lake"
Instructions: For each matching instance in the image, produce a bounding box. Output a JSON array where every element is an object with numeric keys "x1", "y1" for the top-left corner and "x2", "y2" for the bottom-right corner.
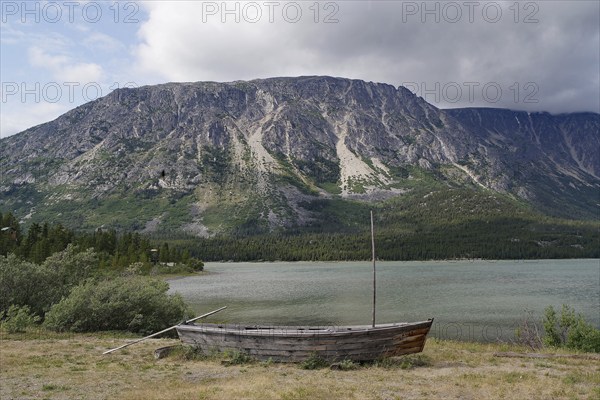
[{"x1": 168, "y1": 259, "x2": 600, "y2": 342}]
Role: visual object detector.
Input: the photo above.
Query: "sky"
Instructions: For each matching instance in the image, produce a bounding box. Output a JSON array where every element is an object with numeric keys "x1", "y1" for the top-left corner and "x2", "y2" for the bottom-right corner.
[{"x1": 1, "y1": 0, "x2": 599, "y2": 137}]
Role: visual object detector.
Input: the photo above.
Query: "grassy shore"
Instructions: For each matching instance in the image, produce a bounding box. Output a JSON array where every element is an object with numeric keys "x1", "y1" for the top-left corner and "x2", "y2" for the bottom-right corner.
[{"x1": 1, "y1": 331, "x2": 598, "y2": 400}]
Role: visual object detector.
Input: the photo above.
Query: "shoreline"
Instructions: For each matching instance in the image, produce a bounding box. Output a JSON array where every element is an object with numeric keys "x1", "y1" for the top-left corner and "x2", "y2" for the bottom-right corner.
[
  {"x1": 206, "y1": 257, "x2": 600, "y2": 263},
  {"x1": 161, "y1": 270, "x2": 218, "y2": 281}
]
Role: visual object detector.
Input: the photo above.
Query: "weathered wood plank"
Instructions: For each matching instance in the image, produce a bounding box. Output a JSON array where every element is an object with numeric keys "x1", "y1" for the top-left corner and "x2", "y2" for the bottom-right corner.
[
  {"x1": 210, "y1": 327, "x2": 428, "y2": 344},
  {"x1": 182, "y1": 321, "x2": 432, "y2": 338},
  {"x1": 207, "y1": 334, "x2": 426, "y2": 353},
  {"x1": 179, "y1": 337, "x2": 427, "y2": 360},
  {"x1": 178, "y1": 341, "x2": 428, "y2": 362},
  {"x1": 178, "y1": 332, "x2": 428, "y2": 355}
]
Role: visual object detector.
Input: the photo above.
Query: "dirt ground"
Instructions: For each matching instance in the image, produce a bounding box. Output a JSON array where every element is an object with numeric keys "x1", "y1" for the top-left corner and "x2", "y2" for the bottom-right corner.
[{"x1": 1, "y1": 332, "x2": 598, "y2": 400}]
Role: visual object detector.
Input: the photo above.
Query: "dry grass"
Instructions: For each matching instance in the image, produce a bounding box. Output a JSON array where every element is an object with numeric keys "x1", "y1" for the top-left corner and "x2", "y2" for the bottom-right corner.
[{"x1": 1, "y1": 332, "x2": 598, "y2": 400}]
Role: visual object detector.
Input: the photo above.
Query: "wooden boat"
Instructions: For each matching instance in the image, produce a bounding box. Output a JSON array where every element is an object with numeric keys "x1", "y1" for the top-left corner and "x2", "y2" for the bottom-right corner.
[{"x1": 176, "y1": 319, "x2": 433, "y2": 362}]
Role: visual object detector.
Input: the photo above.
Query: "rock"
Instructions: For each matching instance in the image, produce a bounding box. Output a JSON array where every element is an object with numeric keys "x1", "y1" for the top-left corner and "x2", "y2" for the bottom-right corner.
[{"x1": 1, "y1": 76, "x2": 598, "y2": 231}]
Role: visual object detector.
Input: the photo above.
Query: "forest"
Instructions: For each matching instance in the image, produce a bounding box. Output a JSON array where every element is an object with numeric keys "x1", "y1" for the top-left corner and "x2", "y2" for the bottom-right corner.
[
  {"x1": 1, "y1": 204, "x2": 598, "y2": 265},
  {"x1": 0, "y1": 212, "x2": 203, "y2": 271}
]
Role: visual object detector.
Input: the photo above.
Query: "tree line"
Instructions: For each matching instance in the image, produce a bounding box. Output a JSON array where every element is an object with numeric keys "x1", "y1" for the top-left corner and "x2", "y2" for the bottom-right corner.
[
  {"x1": 2, "y1": 210, "x2": 598, "y2": 264},
  {"x1": 0, "y1": 212, "x2": 203, "y2": 271},
  {"x1": 177, "y1": 219, "x2": 599, "y2": 262}
]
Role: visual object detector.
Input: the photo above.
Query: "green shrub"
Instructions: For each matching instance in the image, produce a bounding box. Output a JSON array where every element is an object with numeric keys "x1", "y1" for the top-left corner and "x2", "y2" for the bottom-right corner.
[
  {"x1": 1, "y1": 305, "x2": 41, "y2": 333},
  {"x1": 150, "y1": 262, "x2": 195, "y2": 276},
  {"x1": 44, "y1": 276, "x2": 189, "y2": 334},
  {"x1": 300, "y1": 353, "x2": 328, "y2": 370},
  {"x1": 187, "y1": 258, "x2": 204, "y2": 272},
  {"x1": 180, "y1": 345, "x2": 207, "y2": 361},
  {"x1": 565, "y1": 319, "x2": 600, "y2": 353},
  {"x1": 0, "y1": 254, "x2": 58, "y2": 316},
  {"x1": 124, "y1": 260, "x2": 203, "y2": 276},
  {"x1": 222, "y1": 350, "x2": 255, "y2": 365},
  {"x1": 260, "y1": 357, "x2": 274, "y2": 367},
  {"x1": 121, "y1": 262, "x2": 148, "y2": 276},
  {"x1": 543, "y1": 305, "x2": 600, "y2": 353},
  {"x1": 43, "y1": 245, "x2": 98, "y2": 286},
  {"x1": 0, "y1": 246, "x2": 99, "y2": 318}
]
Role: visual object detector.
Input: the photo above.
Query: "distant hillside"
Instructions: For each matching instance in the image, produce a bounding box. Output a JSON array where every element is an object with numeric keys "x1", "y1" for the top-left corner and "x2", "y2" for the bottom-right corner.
[{"x1": 1, "y1": 76, "x2": 598, "y2": 240}]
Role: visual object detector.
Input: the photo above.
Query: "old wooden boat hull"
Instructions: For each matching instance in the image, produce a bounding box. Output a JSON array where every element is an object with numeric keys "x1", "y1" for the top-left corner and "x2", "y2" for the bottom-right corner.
[{"x1": 176, "y1": 319, "x2": 433, "y2": 362}]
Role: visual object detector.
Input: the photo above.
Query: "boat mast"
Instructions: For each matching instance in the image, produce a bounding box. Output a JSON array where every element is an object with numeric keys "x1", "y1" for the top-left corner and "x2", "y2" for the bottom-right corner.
[{"x1": 371, "y1": 210, "x2": 376, "y2": 328}]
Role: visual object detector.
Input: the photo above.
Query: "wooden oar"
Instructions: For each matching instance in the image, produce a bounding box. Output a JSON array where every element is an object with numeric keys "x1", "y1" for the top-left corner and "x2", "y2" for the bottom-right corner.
[{"x1": 103, "y1": 306, "x2": 227, "y2": 355}]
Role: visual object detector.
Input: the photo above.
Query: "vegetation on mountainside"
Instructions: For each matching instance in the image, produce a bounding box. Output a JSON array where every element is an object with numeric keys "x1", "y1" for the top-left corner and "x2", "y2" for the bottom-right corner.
[
  {"x1": 2, "y1": 187, "x2": 598, "y2": 262},
  {"x1": 172, "y1": 188, "x2": 599, "y2": 261}
]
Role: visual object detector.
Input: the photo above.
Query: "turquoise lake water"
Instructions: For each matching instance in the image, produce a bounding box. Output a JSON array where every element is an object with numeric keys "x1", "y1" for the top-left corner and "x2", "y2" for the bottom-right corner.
[{"x1": 168, "y1": 259, "x2": 600, "y2": 342}]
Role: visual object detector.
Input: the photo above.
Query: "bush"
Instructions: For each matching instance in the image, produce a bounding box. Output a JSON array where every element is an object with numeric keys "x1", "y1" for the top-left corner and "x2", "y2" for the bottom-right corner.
[
  {"x1": 44, "y1": 276, "x2": 189, "y2": 334},
  {"x1": 1, "y1": 305, "x2": 41, "y2": 333},
  {"x1": 187, "y1": 258, "x2": 204, "y2": 272},
  {"x1": 43, "y1": 244, "x2": 98, "y2": 286},
  {"x1": 543, "y1": 305, "x2": 600, "y2": 353},
  {"x1": 0, "y1": 255, "x2": 58, "y2": 317},
  {"x1": 150, "y1": 262, "x2": 195, "y2": 276},
  {"x1": 121, "y1": 262, "x2": 150, "y2": 276},
  {"x1": 300, "y1": 353, "x2": 328, "y2": 370},
  {"x1": 124, "y1": 260, "x2": 203, "y2": 277},
  {"x1": 514, "y1": 310, "x2": 543, "y2": 350},
  {"x1": 222, "y1": 350, "x2": 255, "y2": 365},
  {"x1": 0, "y1": 246, "x2": 99, "y2": 318}
]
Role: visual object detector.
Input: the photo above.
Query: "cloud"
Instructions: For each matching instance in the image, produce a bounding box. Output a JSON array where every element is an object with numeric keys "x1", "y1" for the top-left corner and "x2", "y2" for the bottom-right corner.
[
  {"x1": 83, "y1": 32, "x2": 125, "y2": 53},
  {"x1": 0, "y1": 102, "x2": 69, "y2": 138},
  {"x1": 133, "y1": 1, "x2": 599, "y2": 113},
  {"x1": 28, "y1": 46, "x2": 70, "y2": 69},
  {"x1": 28, "y1": 46, "x2": 103, "y2": 83},
  {"x1": 0, "y1": 23, "x2": 26, "y2": 45},
  {"x1": 62, "y1": 62, "x2": 104, "y2": 84}
]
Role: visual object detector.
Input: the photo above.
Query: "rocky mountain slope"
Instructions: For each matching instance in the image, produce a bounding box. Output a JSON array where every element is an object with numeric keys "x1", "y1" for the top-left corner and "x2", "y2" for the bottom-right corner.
[{"x1": 1, "y1": 76, "x2": 598, "y2": 235}]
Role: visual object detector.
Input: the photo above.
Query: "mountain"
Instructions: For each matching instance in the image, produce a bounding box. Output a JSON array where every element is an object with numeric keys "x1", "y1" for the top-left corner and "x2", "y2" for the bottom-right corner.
[
  {"x1": 1, "y1": 76, "x2": 598, "y2": 237},
  {"x1": 445, "y1": 108, "x2": 599, "y2": 219}
]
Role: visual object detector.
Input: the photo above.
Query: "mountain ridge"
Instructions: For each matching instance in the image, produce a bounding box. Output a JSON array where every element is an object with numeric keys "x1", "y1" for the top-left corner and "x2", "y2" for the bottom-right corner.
[{"x1": 1, "y1": 76, "x2": 598, "y2": 235}]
